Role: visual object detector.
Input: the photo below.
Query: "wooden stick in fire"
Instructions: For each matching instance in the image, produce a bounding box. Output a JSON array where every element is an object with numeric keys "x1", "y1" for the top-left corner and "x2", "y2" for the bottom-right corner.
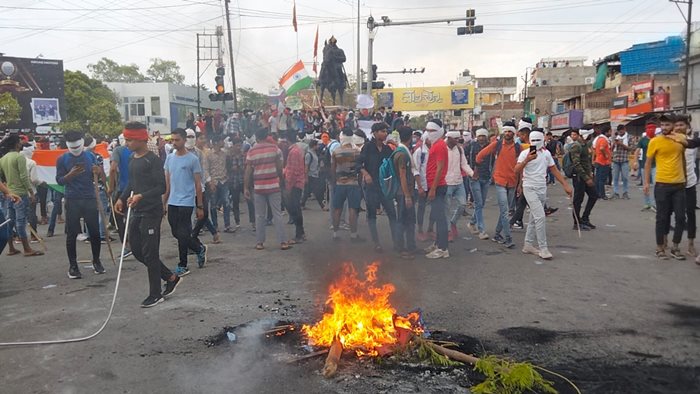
[
  {"x1": 322, "y1": 337, "x2": 343, "y2": 378},
  {"x1": 421, "y1": 338, "x2": 480, "y2": 365}
]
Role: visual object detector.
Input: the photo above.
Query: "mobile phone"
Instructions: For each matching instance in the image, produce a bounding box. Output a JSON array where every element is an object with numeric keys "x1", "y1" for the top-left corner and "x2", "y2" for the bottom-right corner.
[{"x1": 529, "y1": 146, "x2": 536, "y2": 153}]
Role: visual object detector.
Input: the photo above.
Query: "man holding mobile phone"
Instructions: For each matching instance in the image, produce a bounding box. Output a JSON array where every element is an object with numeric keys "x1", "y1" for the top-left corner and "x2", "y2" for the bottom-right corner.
[{"x1": 56, "y1": 131, "x2": 105, "y2": 279}]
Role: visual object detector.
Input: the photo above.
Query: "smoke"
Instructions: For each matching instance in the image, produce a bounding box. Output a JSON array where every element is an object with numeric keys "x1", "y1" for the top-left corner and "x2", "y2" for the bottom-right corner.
[{"x1": 171, "y1": 319, "x2": 300, "y2": 393}]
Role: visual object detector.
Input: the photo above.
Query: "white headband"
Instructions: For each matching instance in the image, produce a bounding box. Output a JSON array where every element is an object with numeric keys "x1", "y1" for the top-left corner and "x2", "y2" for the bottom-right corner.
[
  {"x1": 86, "y1": 139, "x2": 96, "y2": 150},
  {"x1": 502, "y1": 126, "x2": 516, "y2": 133},
  {"x1": 476, "y1": 128, "x2": 489, "y2": 137},
  {"x1": 518, "y1": 121, "x2": 532, "y2": 131},
  {"x1": 66, "y1": 139, "x2": 84, "y2": 149},
  {"x1": 445, "y1": 131, "x2": 461, "y2": 139},
  {"x1": 426, "y1": 121, "x2": 443, "y2": 133}
]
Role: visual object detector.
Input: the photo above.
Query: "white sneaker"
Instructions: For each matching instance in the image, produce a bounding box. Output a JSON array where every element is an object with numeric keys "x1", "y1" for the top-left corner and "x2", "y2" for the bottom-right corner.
[
  {"x1": 522, "y1": 243, "x2": 540, "y2": 255},
  {"x1": 76, "y1": 233, "x2": 88, "y2": 242},
  {"x1": 538, "y1": 248, "x2": 553, "y2": 260},
  {"x1": 478, "y1": 232, "x2": 490, "y2": 240},
  {"x1": 424, "y1": 244, "x2": 438, "y2": 254},
  {"x1": 426, "y1": 249, "x2": 449, "y2": 259},
  {"x1": 468, "y1": 223, "x2": 479, "y2": 234}
]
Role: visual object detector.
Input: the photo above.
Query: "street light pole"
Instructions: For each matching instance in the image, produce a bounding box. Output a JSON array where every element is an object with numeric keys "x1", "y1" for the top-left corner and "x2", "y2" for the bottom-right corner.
[
  {"x1": 224, "y1": 0, "x2": 238, "y2": 111},
  {"x1": 356, "y1": 0, "x2": 361, "y2": 96}
]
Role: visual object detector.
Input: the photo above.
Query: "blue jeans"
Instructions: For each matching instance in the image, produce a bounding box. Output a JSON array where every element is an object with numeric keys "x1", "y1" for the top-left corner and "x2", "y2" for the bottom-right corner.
[
  {"x1": 8, "y1": 195, "x2": 29, "y2": 239},
  {"x1": 396, "y1": 192, "x2": 417, "y2": 253},
  {"x1": 469, "y1": 179, "x2": 490, "y2": 233},
  {"x1": 48, "y1": 190, "x2": 64, "y2": 233},
  {"x1": 446, "y1": 184, "x2": 467, "y2": 225},
  {"x1": 429, "y1": 186, "x2": 449, "y2": 250},
  {"x1": 612, "y1": 161, "x2": 629, "y2": 195},
  {"x1": 594, "y1": 164, "x2": 610, "y2": 199},
  {"x1": 210, "y1": 182, "x2": 231, "y2": 229},
  {"x1": 495, "y1": 185, "x2": 515, "y2": 241}
]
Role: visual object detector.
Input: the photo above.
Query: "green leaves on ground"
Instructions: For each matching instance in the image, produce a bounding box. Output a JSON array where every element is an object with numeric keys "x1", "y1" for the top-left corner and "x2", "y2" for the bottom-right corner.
[{"x1": 471, "y1": 355, "x2": 557, "y2": 394}]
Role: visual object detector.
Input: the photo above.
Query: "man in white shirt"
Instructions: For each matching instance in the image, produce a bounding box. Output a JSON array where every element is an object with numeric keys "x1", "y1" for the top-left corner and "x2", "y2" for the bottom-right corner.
[
  {"x1": 515, "y1": 129, "x2": 572, "y2": 260},
  {"x1": 413, "y1": 131, "x2": 431, "y2": 241},
  {"x1": 445, "y1": 130, "x2": 474, "y2": 241}
]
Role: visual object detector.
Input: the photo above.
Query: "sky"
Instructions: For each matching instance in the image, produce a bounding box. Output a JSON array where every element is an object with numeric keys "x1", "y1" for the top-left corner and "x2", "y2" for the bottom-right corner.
[{"x1": 0, "y1": 0, "x2": 692, "y2": 96}]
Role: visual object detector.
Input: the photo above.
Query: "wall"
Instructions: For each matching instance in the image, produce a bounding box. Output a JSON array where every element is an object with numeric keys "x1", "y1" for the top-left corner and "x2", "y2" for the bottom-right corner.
[
  {"x1": 533, "y1": 66, "x2": 596, "y2": 87},
  {"x1": 527, "y1": 84, "x2": 594, "y2": 117}
]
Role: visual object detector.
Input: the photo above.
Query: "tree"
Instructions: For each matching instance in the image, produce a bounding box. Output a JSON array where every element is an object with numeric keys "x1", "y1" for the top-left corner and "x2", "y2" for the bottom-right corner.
[
  {"x1": 61, "y1": 70, "x2": 122, "y2": 137},
  {"x1": 409, "y1": 114, "x2": 428, "y2": 130},
  {"x1": 237, "y1": 87, "x2": 267, "y2": 111},
  {"x1": 147, "y1": 58, "x2": 185, "y2": 84},
  {"x1": 88, "y1": 57, "x2": 145, "y2": 83},
  {"x1": 0, "y1": 92, "x2": 21, "y2": 127}
]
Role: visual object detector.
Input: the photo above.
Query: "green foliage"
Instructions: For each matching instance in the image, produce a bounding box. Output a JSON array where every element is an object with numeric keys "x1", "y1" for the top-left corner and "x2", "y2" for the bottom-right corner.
[
  {"x1": 408, "y1": 114, "x2": 428, "y2": 130},
  {"x1": 88, "y1": 57, "x2": 145, "y2": 83},
  {"x1": 237, "y1": 87, "x2": 268, "y2": 111},
  {"x1": 61, "y1": 70, "x2": 122, "y2": 137},
  {"x1": 0, "y1": 92, "x2": 22, "y2": 126},
  {"x1": 415, "y1": 340, "x2": 463, "y2": 367},
  {"x1": 147, "y1": 58, "x2": 185, "y2": 84},
  {"x1": 471, "y1": 355, "x2": 557, "y2": 394}
]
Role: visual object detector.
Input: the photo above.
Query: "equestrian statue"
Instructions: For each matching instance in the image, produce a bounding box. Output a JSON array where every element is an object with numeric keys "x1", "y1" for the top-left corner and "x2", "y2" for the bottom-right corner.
[{"x1": 318, "y1": 36, "x2": 348, "y2": 106}]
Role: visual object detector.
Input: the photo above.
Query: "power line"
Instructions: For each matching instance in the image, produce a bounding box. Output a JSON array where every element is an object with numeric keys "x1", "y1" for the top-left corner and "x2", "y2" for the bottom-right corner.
[{"x1": 0, "y1": 1, "x2": 219, "y2": 11}]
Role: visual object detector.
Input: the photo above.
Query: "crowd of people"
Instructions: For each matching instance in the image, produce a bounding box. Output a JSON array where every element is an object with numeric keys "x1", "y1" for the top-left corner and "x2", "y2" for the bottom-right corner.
[{"x1": 1, "y1": 105, "x2": 698, "y2": 308}]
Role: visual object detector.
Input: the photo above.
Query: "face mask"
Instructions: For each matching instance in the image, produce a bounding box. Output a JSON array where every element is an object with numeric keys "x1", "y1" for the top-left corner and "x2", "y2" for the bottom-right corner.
[
  {"x1": 67, "y1": 139, "x2": 84, "y2": 156},
  {"x1": 185, "y1": 137, "x2": 196, "y2": 150},
  {"x1": 426, "y1": 130, "x2": 443, "y2": 143}
]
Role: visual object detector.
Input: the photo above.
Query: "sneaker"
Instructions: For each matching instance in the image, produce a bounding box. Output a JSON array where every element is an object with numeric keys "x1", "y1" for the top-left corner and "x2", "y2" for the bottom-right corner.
[
  {"x1": 544, "y1": 207, "x2": 558, "y2": 216},
  {"x1": 163, "y1": 276, "x2": 181, "y2": 297},
  {"x1": 538, "y1": 248, "x2": 553, "y2": 260},
  {"x1": 478, "y1": 232, "x2": 490, "y2": 240},
  {"x1": 93, "y1": 260, "x2": 106, "y2": 274},
  {"x1": 77, "y1": 233, "x2": 88, "y2": 242},
  {"x1": 656, "y1": 249, "x2": 669, "y2": 260},
  {"x1": 340, "y1": 223, "x2": 351, "y2": 231},
  {"x1": 669, "y1": 248, "x2": 686, "y2": 261},
  {"x1": 492, "y1": 234, "x2": 505, "y2": 244},
  {"x1": 46, "y1": 230, "x2": 54, "y2": 238},
  {"x1": 612, "y1": 193, "x2": 620, "y2": 199},
  {"x1": 175, "y1": 266, "x2": 190, "y2": 276},
  {"x1": 573, "y1": 224, "x2": 590, "y2": 231},
  {"x1": 650, "y1": 206, "x2": 657, "y2": 213},
  {"x1": 581, "y1": 221, "x2": 596, "y2": 229},
  {"x1": 68, "y1": 265, "x2": 82, "y2": 279},
  {"x1": 503, "y1": 239, "x2": 516, "y2": 249},
  {"x1": 141, "y1": 295, "x2": 164, "y2": 308},
  {"x1": 467, "y1": 223, "x2": 479, "y2": 234},
  {"x1": 512, "y1": 221, "x2": 523, "y2": 230},
  {"x1": 522, "y1": 243, "x2": 540, "y2": 255},
  {"x1": 426, "y1": 248, "x2": 449, "y2": 259},
  {"x1": 622, "y1": 192, "x2": 630, "y2": 200},
  {"x1": 424, "y1": 244, "x2": 438, "y2": 254},
  {"x1": 121, "y1": 249, "x2": 133, "y2": 259},
  {"x1": 197, "y1": 244, "x2": 208, "y2": 268}
]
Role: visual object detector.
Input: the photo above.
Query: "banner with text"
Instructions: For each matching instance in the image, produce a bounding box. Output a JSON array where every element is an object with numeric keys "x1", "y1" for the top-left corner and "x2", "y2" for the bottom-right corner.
[{"x1": 374, "y1": 85, "x2": 475, "y2": 112}]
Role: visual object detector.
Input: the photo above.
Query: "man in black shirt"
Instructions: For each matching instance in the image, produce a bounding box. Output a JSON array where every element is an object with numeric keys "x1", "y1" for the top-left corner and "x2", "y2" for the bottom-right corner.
[
  {"x1": 115, "y1": 122, "x2": 181, "y2": 308},
  {"x1": 357, "y1": 122, "x2": 399, "y2": 252}
]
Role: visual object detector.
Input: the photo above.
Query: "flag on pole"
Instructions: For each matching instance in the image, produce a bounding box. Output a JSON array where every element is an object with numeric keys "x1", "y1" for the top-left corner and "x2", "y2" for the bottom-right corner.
[
  {"x1": 292, "y1": 0, "x2": 298, "y2": 32},
  {"x1": 279, "y1": 60, "x2": 312, "y2": 96},
  {"x1": 312, "y1": 25, "x2": 319, "y2": 74}
]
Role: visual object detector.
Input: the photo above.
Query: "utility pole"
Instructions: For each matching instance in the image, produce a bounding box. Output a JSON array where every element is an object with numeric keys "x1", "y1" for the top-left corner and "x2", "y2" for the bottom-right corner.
[
  {"x1": 365, "y1": 11, "x2": 482, "y2": 95},
  {"x1": 356, "y1": 0, "x2": 361, "y2": 96},
  {"x1": 196, "y1": 33, "x2": 201, "y2": 116},
  {"x1": 224, "y1": 0, "x2": 239, "y2": 111},
  {"x1": 670, "y1": 0, "x2": 693, "y2": 113},
  {"x1": 196, "y1": 29, "x2": 224, "y2": 114}
]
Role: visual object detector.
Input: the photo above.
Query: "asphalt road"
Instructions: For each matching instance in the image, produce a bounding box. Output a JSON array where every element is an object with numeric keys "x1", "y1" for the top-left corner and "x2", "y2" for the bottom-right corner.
[{"x1": 1, "y1": 183, "x2": 699, "y2": 393}]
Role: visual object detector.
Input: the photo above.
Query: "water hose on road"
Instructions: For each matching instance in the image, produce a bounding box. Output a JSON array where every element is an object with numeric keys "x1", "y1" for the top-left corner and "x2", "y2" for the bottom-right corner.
[{"x1": 0, "y1": 193, "x2": 133, "y2": 347}]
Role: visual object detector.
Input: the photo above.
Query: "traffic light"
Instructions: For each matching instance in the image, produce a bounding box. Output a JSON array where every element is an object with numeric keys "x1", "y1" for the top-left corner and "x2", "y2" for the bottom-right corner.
[
  {"x1": 215, "y1": 66, "x2": 225, "y2": 94},
  {"x1": 361, "y1": 81, "x2": 385, "y2": 90},
  {"x1": 372, "y1": 64, "x2": 378, "y2": 81},
  {"x1": 458, "y1": 9, "x2": 483, "y2": 35}
]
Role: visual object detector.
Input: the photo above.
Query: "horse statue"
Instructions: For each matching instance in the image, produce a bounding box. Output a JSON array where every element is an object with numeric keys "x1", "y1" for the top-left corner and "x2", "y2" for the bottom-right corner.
[{"x1": 318, "y1": 36, "x2": 348, "y2": 106}]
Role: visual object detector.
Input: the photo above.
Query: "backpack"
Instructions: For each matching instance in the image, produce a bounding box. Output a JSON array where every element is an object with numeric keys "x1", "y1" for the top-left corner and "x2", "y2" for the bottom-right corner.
[
  {"x1": 379, "y1": 146, "x2": 408, "y2": 199},
  {"x1": 489, "y1": 138, "x2": 521, "y2": 175},
  {"x1": 562, "y1": 143, "x2": 575, "y2": 178}
]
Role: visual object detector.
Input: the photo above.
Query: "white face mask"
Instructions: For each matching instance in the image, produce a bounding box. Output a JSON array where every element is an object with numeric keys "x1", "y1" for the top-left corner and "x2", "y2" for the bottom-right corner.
[
  {"x1": 185, "y1": 137, "x2": 196, "y2": 150},
  {"x1": 529, "y1": 131, "x2": 545, "y2": 150},
  {"x1": 426, "y1": 130, "x2": 444, "y2": 143},
  {"x1": 67, "y1": 139, "x2": 84, "y2": 156}
]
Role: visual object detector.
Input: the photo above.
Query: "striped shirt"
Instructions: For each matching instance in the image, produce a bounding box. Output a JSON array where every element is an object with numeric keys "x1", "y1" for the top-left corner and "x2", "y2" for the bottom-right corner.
[
  {"x1": 332, "y1": 145, "x2": 360, "y2": 185},
  {"x1": 246, "y1": 142, "x2": 282, "y2": 194}
]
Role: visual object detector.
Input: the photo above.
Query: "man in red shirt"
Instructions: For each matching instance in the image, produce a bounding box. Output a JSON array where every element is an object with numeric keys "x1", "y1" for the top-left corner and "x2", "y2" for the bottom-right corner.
[
  {"x1": 423, "y1": 119, "x2": 450, "y2": 259},
  {"x1": 283, "y1": 130, "x2": 306, "y2": 243},
  {"x1": 593, "y1": 126, "x2": 612, "y2": 200}
]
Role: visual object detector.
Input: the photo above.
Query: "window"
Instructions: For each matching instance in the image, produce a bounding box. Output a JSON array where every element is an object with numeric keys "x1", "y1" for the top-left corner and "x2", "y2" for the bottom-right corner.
[
  {"x1": 150, "y1": 96, "x2": 161, "y2": 116},
  {"x1": 124, "y1": 96, "x2": 145, "y2": 118}
]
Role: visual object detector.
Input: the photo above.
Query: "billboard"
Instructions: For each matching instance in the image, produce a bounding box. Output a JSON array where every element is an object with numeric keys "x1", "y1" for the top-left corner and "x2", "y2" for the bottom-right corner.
[
  {"x1": 0, "y1": 56, "x2": 65, "y2": 129},
  {"x1": 374, "y1": 85, "x2": 475, "y2": 111}
]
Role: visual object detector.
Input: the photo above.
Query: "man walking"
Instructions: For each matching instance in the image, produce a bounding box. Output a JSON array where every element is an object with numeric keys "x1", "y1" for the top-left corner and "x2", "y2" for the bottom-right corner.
[
  {"x1": 55, "y1": 132, "x2": 103, "y2": 278},
  {"x1": 516, "y1": 129, "x2": 573, "y2": 260},
  {"x1": 357, "y1": 122, "x2": 399, "y2": 253},
  {"x1": 163, "y1": 128, "x2": 207, "y2": 276},
  {"x1": 476, "y1": 121, "x2": 520, "y2": 248},
  {"x1": 207, "y1": 134, "x2": 232, "y2": 233},
  {"x1": 644, "y1": 114, "x2": 686, "y2": 260},
  {"x1": 675, "y1": 115, "x2": 697, "y2": 256},
  {"x1": 467, "y1": 128, "x2": 491, "y2": 239},
  {"x1": 284, "y1": 130, "x2": 306, "y2": 243},
  {"x1": 611, "y1": 124, "x2": 631, "y2": 199},
  {"x1": 423, "y1": 119, "x2": 450, "y2": 259},
  {"x1": 394, "y1": 126, "x2": 418, "y2": 259},
  {"x1": 244, "y1": 127, "x2": 291, "y2": 250},
  {"x1": 569, "y1": 129, "x2": 598, "y2": 231},
  {"x1": 115, "y1": 125, "x2": 181, "y2": 308},
  {"x1": 445, "y1": 130, "x2": 473, "y2": 241},
  {"x1": 593, "y1": 126, "x2": 612, "y2": 200}
]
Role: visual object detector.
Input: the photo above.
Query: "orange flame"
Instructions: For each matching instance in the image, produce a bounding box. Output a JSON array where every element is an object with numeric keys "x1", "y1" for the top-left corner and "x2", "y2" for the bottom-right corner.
[{"x1": 302, "y1": 262, "x2": 421, "y2": 356}]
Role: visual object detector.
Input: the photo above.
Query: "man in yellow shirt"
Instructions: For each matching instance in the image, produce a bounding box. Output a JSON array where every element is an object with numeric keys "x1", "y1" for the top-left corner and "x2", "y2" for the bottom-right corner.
[{"x1": 643, "y1": 113, "x2": 686, "y2": 260}]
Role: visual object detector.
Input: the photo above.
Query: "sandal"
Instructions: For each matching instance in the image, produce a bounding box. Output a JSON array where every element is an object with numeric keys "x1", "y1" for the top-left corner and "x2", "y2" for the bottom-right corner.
[
  {"x1": 280, "y1": 242, "x2": 292, "y2": 250},
  {"x1": 287, "y1": 239, "x2": 297, "y2": 245},
  {"x1": 255, "y1": 243, "x2": 265, "y2": 250},
  {"x1": 24, "y1": 250, "x2": 44, "y2": 257},
  {"x1": 6, "y1": 250, "x2": 21, "y2": 256}
]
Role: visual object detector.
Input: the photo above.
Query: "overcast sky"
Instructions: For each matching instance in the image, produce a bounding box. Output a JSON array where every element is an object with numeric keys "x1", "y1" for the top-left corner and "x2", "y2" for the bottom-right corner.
[{"x1": 0, "y1": 0, "x2": 691, "y2": 95}]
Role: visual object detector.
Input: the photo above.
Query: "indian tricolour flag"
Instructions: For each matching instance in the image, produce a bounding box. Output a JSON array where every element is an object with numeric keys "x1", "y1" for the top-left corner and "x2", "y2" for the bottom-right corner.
[
  {"x1": 33, "y1": 144, "x2": 111, "y2": 193},
  {"x1": 279, "y1": 60, "x2": 313, "y2": 96}
]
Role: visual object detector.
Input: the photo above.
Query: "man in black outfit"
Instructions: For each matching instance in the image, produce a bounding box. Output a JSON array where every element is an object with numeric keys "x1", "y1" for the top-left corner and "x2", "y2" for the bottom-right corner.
[{"x1": 115, "y1": 122, "x2": 181, "y2": 308}]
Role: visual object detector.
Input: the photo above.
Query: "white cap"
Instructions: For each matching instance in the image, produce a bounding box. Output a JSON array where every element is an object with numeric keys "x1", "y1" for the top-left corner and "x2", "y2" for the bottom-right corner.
[{"x1": 476, "y1": 128, "x2": 489, "y2": 137}]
